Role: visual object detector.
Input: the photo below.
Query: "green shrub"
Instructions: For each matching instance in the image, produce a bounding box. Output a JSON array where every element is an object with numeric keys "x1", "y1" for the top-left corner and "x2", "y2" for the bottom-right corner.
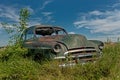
[
  {"x1": 0, "y1": 46, "x2": 41, "y2": 80},
  {"x1": 0, "y1": 45, "x2": 28, "y2": 61},
  {"x1": 0, "y1": 44, "x2": 120, "y2": 80}
]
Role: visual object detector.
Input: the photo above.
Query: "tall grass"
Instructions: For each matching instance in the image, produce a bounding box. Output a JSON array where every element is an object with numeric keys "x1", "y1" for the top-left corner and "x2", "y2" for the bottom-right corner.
[{"x1": 0, "y1": 44, "x2": 120, "y2": 80}]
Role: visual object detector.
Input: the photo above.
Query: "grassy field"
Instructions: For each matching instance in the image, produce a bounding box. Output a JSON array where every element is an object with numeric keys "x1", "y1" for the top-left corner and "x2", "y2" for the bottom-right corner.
[{"x1": 0, "y1": 44, "x2": 120, "y2": 80}]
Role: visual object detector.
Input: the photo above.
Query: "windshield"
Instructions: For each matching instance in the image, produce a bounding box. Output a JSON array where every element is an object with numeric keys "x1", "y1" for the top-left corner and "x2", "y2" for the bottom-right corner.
[
  {"x1": 35, "y1": 27, "x2": 67, "y2": 37},
  {"x1": 23, "y1": 27, "x2": 35, "y2": 40},
  {"x1": 22, "y1": 26, "x2": 67, "y2": 40}
]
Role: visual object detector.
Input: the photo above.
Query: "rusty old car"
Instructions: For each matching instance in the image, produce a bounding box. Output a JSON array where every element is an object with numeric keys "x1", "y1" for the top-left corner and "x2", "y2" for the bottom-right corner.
[{"x1": 21, "y1": 25, "x2": 103, "y2": 64}]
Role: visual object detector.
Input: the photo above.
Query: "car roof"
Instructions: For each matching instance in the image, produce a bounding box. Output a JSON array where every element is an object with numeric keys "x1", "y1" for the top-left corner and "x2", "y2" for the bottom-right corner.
[
  {"x1": 25, "y1": 25, "x2": 67, "y2": 36},
  {"x1": 28, "y1": 25, "x2": 65, "y2": 31}
]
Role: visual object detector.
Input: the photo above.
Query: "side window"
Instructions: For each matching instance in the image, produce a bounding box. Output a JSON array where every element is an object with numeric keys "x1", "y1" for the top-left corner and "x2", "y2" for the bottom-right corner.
[
  {"x1": 25, "y1": 29, "x2": 34, "y2": 40},
  {"x1": 36, "y1": 34, "x2": 42, "y2": 37},
  {"x1": 57, "y1": 30, "x2": 66, "y2": 35},
  {"x1": 51, "y1": 32, "x2": 56, "y2": 35},
  {"x1": 21, "y1": 33, "x2": 25, "y2": 41}
]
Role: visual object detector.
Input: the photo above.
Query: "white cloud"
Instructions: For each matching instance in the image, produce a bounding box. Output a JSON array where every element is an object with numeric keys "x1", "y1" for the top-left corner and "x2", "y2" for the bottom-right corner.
[
  {"x1": 0, "y1": 5, "x2": 37, "y2": 29},
  {"x1": 88, "y1": 34, "x2": 120, "y2": 42},
  {"x1": 112, "y1": 3, "x2": 120, "y2": 8},
  {"x1": 41, "y1": 12, "x2": 55, "y2": 23},
  {"x1": 28, "y1": 20, "x2": 41, "y2": 27},
  {"x1": 0, "y1": 5, "x2": 34, "y2": 23},
  {"x1": 40, "y1": 0, "x2": 53, "y2": 10},
  {"x1": 68, "y1": 32, "x2": 75, "y2": 34},
  {"x1": 0, "y1": 4, "x2": 54, "y2": 28},
  {"x1": 74, "y1": 10, "x2": 120, "y2": 35},
  {"x1": 41, "y1": 12, "x2": 53, "y2": 16},
  {"x1": 0, "y1": 23, "x2": 2, "y2": 28},
  {"x1": 26, "y1": 6, "x2": 34, "y2": 14},
  {"x1": 111, "y1": 0, "x2": 120, "y2": 8},
  {"x1": 38, "y1": 0, "x2": 55, "y2": 23},
  {"x1": 0, "y1": 5, "x2": 19, "y2": 22},
  {"x1": 0, "y1": 23, "x2": 3, "y2": 34},
  {"x1": 74, "y1": 0, "x2": 120, "y2": 42},
  {"x1": 89, "y1": 11, "x2": 104, "y2": 16}
]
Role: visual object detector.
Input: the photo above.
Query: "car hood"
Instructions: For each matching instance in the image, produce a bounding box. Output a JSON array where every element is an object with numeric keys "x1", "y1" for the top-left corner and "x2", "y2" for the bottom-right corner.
[
  {"x1": 23, "y1": 35, "x2": 66, "y2": 49},
  {"x1": 23, "y1": 34, "x2": 99, "y2": 51}
]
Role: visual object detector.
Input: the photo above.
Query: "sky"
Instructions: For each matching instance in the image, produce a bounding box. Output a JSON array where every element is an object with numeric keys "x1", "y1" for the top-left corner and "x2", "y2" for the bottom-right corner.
[{"x1": 0, "y1": 0, "x2": 120, "y2": 46}]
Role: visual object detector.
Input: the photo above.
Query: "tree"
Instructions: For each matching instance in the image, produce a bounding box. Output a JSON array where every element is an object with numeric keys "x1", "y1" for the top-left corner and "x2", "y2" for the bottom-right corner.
[
  {"x1": 1, "y1": 8, "x2": 30, "y2": 46},
  {"x1": 19, "y1": 8, "x2": 30, "y2": 32}
]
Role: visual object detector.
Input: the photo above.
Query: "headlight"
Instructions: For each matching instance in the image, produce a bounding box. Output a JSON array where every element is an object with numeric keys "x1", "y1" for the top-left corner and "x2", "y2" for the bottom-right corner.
[
  {"x1": 99, "y1": 46, "x2": 103, "y2": 50},
  {"x1": 53, "y1": 44, "x2": 62, "y2": 53}
]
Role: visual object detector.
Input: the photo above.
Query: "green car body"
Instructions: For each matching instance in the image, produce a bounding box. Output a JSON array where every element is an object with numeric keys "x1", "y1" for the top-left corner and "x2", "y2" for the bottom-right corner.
[{"x1": 21, "y1": 25, "x2": 103, "y2": 63}]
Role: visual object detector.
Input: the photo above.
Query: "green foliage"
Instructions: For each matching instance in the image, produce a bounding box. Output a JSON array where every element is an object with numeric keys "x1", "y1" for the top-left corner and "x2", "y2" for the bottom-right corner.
[
  {"x1": 0, "y1": 46, "x2": 40, "y2": 80},
  {"x1": 1, "y1": 8, "x2": 30, "y2": 45},
  {"x1": 0, "y1": 45, "x2": 28, "y2": 61},
  {"x1": 19, "y1": 8, "x2": 30, "y2": 32},
  {"x1": 0, "y1": 44, "x2": 120, "y2": 80},
  {"x1": 0, "y1": 56, "x2": 41, "y2": 80}
]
